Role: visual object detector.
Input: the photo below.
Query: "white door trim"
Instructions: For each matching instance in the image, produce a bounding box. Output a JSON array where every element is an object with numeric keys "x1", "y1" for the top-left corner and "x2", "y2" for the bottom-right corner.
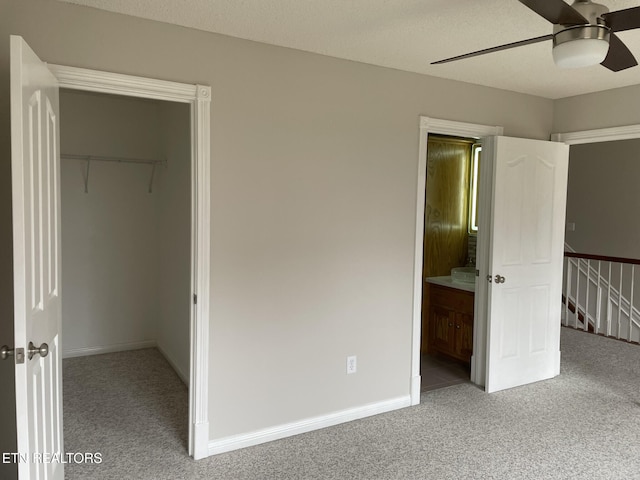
[
  {"x1": 411, "y1": 117, "x2": 503, "y2": 404},
  {"x1": 551, "y1": 124, "x2": 640, "y2": 144},
  {"x1": 47, "y1": 64, "x2": 211, "y2": 460}
]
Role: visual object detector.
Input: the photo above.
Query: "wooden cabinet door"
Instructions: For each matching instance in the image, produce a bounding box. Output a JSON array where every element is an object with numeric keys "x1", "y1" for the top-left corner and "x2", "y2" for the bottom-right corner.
[
  {"x1": 430, "y1": 305, "x2": 454, "y2": 354},
  {"x1": 454, "y1": 312, "x2": 474, "y2": 362},
  {"x1": 428, "y1": 284, "x2": 475, "y2": 363}
]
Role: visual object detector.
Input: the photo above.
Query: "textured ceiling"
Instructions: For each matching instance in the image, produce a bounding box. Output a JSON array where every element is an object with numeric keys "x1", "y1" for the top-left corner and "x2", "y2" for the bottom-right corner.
[{"x1": 58, "y1": 0, "x2": 640, "y2": 99}]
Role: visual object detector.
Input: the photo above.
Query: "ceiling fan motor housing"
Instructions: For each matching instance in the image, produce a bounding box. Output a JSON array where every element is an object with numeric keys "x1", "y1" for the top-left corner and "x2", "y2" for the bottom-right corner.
[
  {"x1": 552, "y1": 0, "x2": 610, "y2": 67},
  {"x1": 567, "y1": 0, "x2": 609, "y2": 26}
]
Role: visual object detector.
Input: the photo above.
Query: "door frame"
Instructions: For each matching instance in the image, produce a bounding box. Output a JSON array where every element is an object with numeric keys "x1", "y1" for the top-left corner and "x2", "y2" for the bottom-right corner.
[
  {"x1": 413, "y1": 120, "x2": 640, "y2": 402},
  {"x1": 411, "y1": 117, "x2": 503, "y2": 404},
  {"x1": 47, "y1": 64, "x2": 211, "y2": 460},
  {"x1": 551, "y1": 124, "x2": 640, "y2": 144}
]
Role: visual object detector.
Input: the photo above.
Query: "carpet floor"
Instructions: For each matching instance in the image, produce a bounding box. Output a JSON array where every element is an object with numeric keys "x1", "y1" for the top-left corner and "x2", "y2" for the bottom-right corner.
[{"x1": 63, "y1": 327, "x2": 640, "y2": 479}]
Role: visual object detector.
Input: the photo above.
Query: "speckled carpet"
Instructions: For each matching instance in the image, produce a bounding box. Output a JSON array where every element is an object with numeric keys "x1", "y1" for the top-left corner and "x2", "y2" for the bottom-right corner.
[{"x1": 63, "y1": 328, "x2": 640, "y2": 479}]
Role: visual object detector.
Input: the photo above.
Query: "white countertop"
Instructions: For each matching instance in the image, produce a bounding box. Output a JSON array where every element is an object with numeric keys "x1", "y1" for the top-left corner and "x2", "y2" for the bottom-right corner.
[{"x1": 426, "y1": 275, "x2": 476, "y2": 293}]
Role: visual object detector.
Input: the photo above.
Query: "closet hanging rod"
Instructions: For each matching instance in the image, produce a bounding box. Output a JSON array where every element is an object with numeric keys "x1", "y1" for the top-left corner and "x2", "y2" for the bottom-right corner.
[
  {"x1": 61, "y1": 153, "x2": 165, "y2": 166},
  {"x1": 61, "y1": 154, "x2": 166, "y2": 194}
]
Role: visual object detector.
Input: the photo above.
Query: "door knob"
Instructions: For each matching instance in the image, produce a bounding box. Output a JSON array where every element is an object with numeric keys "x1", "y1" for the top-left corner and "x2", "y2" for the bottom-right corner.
[
  {"x1": 1, "y1": 345, "x2": 13, "y2": 361},
  {"x1": 1, "y1": 345, "x2": 25, "y2": 364},
  {"x1": 28, "y1": 342, "x2": 49, "y2": 360},
  {"x1": 494, "y1": 275, "x2": 506, "y2": 284}
]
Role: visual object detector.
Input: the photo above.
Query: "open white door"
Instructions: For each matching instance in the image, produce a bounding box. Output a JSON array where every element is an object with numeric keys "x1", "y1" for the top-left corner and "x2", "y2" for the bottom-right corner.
[
  {"x1": 482, "y1": 136, "x2": 568, "y2": 393},
  {"x1": 10, "y1": 36, "x2": 64, "y2": 479}
]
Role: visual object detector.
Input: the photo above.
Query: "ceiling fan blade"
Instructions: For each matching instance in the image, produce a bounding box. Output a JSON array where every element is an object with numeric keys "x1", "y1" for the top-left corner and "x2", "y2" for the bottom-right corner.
[
  {"x1": 431, "y1": 34, "x2": 553, "y2": 65},
  {"x1": 518, "y1": 0, "x2": 588, "y2": 25},
  {"x1": 602, "y1": 6, "x2": 640, "y2": 32},
  {"x1": 601, "y1": 33, "x2": 638, "y2": 72}
]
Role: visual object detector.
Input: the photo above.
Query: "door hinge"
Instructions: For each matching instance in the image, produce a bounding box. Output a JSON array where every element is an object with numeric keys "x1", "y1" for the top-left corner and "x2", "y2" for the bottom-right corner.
[{"x1": 193, "y1": 294, "x2": 197, "y2": 305}]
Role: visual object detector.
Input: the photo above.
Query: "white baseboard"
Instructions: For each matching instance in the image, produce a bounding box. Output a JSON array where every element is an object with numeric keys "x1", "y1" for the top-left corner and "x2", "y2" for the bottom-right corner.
[
  {"x1": 207, "y1": 395, "x2": 412, "y2": 456},
  {"x1": 63, "y1": 340, "x2": 156, "y2": 358},
  {"x1": 156, "y1": 342, "x2": 189, "y2": 386}
]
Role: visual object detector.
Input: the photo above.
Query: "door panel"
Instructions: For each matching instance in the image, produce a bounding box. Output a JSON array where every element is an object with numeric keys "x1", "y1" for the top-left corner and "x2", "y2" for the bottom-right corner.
[
  {"x1": 533, "y1": 157, "x2": 555, "y2": 263},
  {"x1": 431, "y1": 306, "x2": 453, "y2": 352},
  {"x1": 484, "y1": 136, "x2": 568, "y2": 393},
  {"x1": 11, "y1": 35, "x2": 63, "y2": 480},
  {"x1": 455, "y1": 312, "x2": 473, "y2": 361}
]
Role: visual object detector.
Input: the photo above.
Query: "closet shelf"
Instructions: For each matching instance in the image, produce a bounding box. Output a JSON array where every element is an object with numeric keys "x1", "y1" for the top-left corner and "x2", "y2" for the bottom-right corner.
[{"x1": 61, "y1": 153, "x2": 166, "y2": 194}]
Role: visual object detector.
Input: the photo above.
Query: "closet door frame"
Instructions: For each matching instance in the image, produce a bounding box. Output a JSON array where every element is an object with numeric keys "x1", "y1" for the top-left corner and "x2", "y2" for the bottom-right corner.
[{"x1": 48, "y1": 64, "x2": 211, "y2": 460}]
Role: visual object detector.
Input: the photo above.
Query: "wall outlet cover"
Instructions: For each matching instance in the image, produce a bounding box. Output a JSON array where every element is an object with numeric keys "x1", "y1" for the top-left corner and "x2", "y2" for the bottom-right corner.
[{"x1": 346, "y1": 355, "x2": 357, "y2": 374}]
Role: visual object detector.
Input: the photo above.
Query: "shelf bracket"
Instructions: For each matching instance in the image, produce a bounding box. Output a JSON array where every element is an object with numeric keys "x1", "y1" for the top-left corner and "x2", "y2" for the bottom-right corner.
[
  {"x1": 148, "y1": 162, "x2": 157, "y2": 194},
  {"x1": 83, "y1": 157, "x2": 91, "y2": 194}
]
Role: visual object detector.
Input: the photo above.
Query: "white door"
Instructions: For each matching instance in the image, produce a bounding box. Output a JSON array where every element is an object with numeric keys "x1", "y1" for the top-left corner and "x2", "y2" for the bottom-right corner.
[
  {"x1": 482, "y1": 136, "x2": 569, "y2": 393},
  {"x1": 11, "y1": 35, "x2": 64, "y2": 480}
]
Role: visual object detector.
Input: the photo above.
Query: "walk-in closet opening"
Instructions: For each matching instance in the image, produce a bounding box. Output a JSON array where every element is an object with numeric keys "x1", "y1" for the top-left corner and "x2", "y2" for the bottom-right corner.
[{"x1": 58, "y1": 88, "x2": 192, "y2": 464}]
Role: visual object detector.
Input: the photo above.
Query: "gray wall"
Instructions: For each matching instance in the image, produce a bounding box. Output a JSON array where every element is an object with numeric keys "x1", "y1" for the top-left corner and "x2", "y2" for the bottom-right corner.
[
  {"x1": 0, "y1": 0, "x2": 557, "y2": 452},
  {"x1": 565, "y1": 139, "x2": 640, "y2": 259},
  {"x1": 554, "y1": 84, "x2": 640, "y2": 134},
  {"x1": 155, "y1": 101, "x2": 192, "y2": 382}
]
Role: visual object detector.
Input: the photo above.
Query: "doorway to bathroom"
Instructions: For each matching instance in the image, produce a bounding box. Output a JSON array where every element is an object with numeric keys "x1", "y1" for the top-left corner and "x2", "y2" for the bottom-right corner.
[{"x1": 420, "y1": 134, "x2": 479, "y2": 392}]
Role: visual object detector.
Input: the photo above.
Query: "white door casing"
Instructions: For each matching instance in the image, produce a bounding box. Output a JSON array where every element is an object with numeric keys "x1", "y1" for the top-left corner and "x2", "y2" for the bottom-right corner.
[
  {"x1": 46, "y1": 62, "x2": 212, "y2": 459},
  {"x1": 413, "y1": 117, "x2": 504, "y2": 402},
  {"x1": 482, "y1": 136, "x2": 569, "y2": 393},
  {"x1": 11, "y1": 36, "x2": 64, "y2": 479}
]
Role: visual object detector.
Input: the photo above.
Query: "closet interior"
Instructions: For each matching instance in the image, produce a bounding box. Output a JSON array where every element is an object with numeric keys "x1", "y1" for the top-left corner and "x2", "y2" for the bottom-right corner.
[{"x1": 59, "y1": 88, "x2": 192, "y2": 389}]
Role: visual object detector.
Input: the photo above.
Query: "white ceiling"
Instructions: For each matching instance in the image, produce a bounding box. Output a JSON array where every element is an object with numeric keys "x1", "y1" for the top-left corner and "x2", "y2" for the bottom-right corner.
[{"x1": 59, "y1": 0, "x2": 640, "y2": 99}]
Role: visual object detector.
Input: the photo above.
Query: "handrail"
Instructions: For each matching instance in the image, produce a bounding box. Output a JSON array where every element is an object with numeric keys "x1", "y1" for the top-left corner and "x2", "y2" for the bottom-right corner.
[
  {"x1": 563, "y1": 250, "x2": 640, "y2": 343},
  {"x1": 564, "y1": 251, "x2": 640, "y2": 266}
]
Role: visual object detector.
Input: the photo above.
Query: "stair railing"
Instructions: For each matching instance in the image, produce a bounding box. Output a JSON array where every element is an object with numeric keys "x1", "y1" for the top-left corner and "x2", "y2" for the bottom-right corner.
[{"x1": 563, "y1": 251, "x2": 640, "y2": 343}]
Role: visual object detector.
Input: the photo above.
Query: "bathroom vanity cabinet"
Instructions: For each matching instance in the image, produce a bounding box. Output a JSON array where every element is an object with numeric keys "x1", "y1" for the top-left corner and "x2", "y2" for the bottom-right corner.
[{"x1": 427, "y1": 282, "x2": 474, "y2": 364}]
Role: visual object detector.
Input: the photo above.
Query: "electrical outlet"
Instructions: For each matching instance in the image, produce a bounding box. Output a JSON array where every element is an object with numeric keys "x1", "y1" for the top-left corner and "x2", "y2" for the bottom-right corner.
[{"x1": 346, "y1": 355, "x2": 357, "y2": 374}]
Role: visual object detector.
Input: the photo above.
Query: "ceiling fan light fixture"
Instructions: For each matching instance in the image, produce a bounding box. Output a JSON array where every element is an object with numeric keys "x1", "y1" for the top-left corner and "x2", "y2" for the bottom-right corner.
[{"x1": 552, "y1": 25, "x2": 610, "y2": 68}]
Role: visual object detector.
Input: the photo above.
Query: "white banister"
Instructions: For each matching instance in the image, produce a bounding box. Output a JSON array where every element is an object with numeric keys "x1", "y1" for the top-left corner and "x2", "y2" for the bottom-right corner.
[
  {"x1": 563, "y1": 252, "x2": 640, "y2": 344},
  {"x1": 607, "y1": 262, "x2": 612, "y2": 337},
  {"x1": 630, "y1": 266, "x2": 635, "y2": 341},
  {"x1": 618, "y1": 265, "x2": 623, "y2": 339},
  {"x1": 575, "y1": 260, "x2": 581, "y2": 329}
]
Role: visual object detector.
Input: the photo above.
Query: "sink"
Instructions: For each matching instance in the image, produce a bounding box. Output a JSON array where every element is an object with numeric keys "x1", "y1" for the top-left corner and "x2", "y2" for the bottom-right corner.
[{"x1": 451, "y1": 266, "x2": 476, "y2": 284}]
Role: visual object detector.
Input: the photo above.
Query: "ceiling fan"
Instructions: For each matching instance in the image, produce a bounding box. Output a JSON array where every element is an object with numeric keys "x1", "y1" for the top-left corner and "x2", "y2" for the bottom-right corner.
[{"x1": 432, "y1": 0, "x2": 640, "y2": 71}]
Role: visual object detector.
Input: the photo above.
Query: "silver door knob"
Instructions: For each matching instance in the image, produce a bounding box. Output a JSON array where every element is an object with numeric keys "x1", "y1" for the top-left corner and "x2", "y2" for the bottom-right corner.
[
  {"x1": 494, "y1": 275, "x2": 506, "y2": 284},
  {"x1": 28, "y1": 342, "x2": 49, "y2": 360},
  {"x1": 0, "y1": 345, "x2": 14, "y2": 360},
  {"x1": 1, "y1": 345, "x2": 26, "y2": 364}
]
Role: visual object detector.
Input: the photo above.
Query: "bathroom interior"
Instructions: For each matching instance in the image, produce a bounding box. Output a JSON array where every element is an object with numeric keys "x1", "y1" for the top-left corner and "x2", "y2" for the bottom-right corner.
[{"x1": 421, "y1": 134, "x2": 480, "y2": 392}]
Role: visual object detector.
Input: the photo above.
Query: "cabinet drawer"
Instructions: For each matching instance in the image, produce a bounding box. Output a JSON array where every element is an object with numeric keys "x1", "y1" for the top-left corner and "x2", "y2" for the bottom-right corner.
[{"x1": 430, "y1": 285, "x2": 474, "y2": 315}]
